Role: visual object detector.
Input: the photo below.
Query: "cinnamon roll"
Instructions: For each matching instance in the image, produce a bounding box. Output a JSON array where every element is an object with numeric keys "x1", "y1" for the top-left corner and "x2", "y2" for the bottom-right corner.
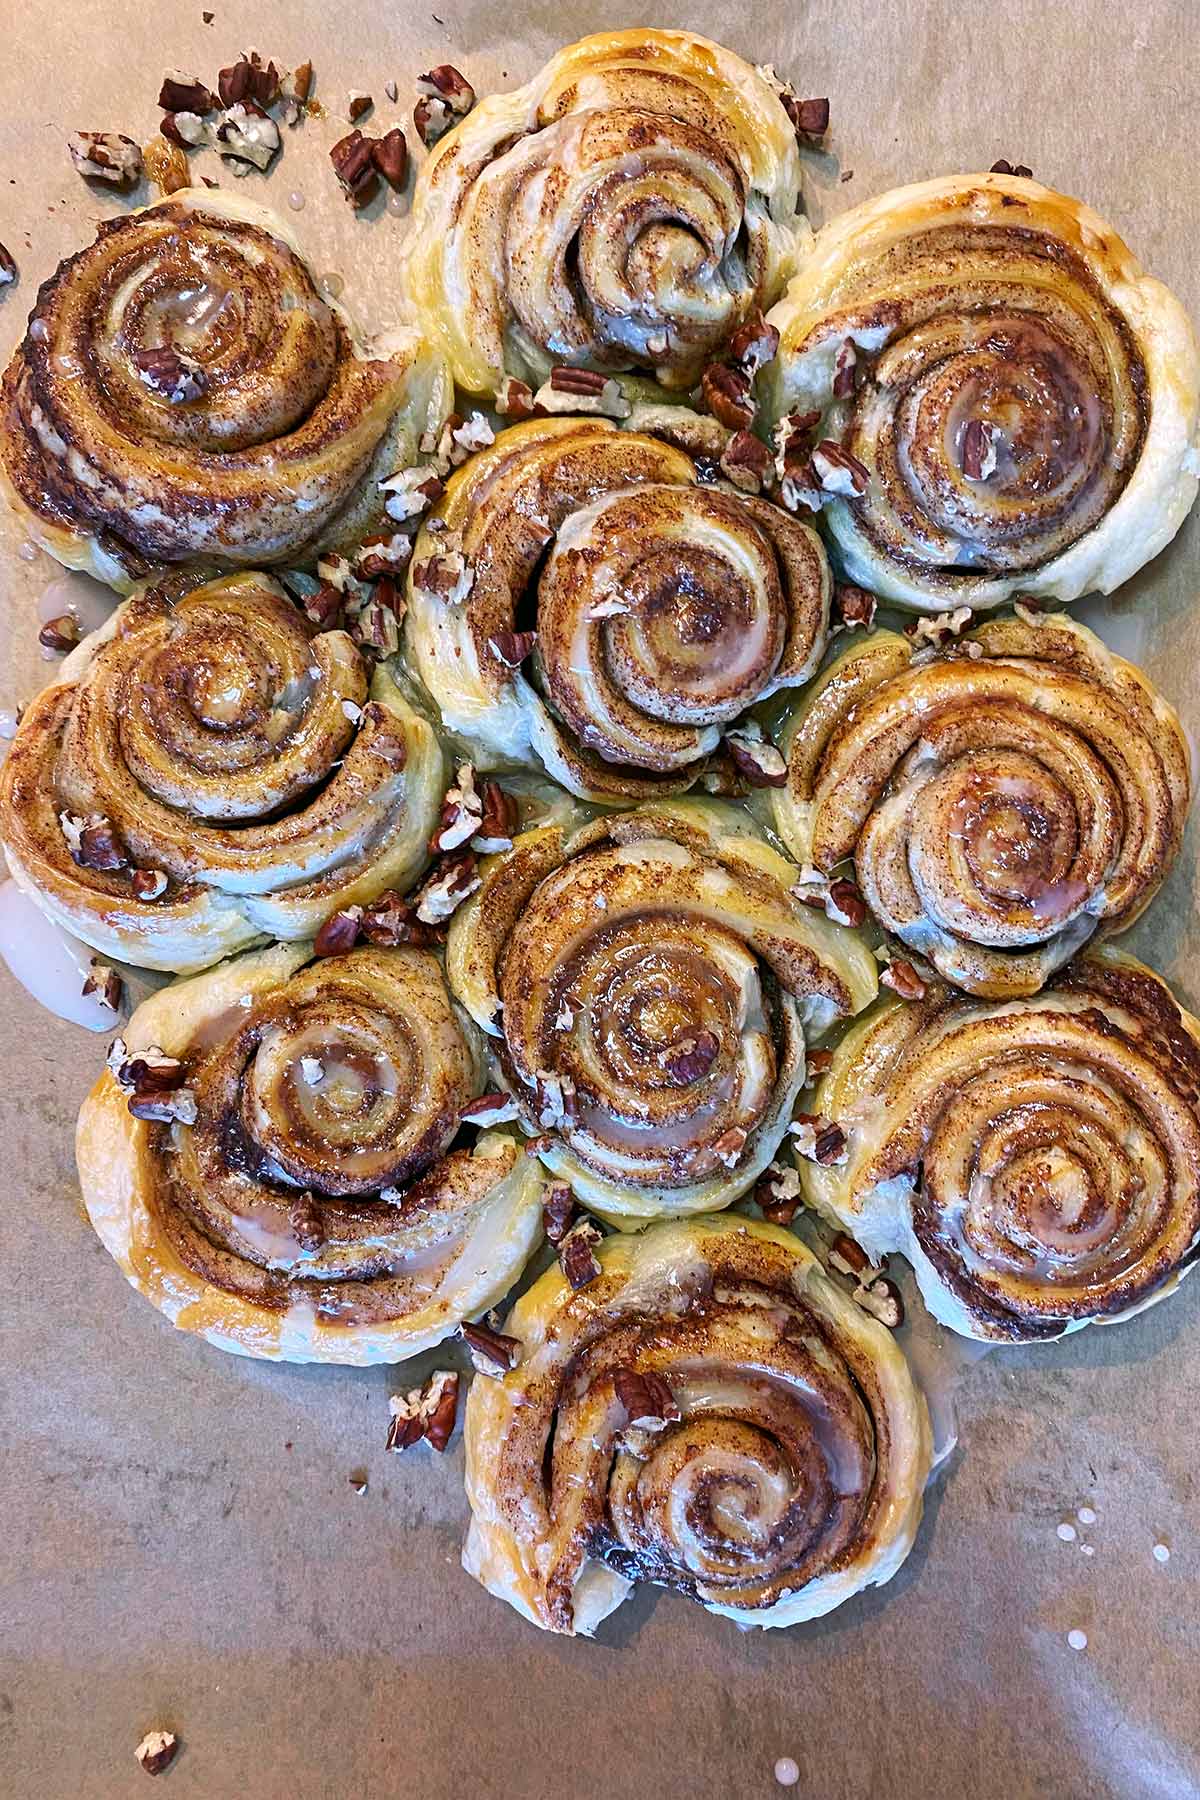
[
  {"x1": 446, "y1": 799, "x2": 878, "y2": 1221},
  {"x1": 76, "y1": 941, "x2": 544, "y2": 1364},
  {"x1": 405, "y1": 417, "x2": 831, "y2": 800},
  {"x1": 800, "y1": 949, "x2": 1200, "y2": 1342},
  {"x1": 463, "y1": 1214, "x2": 931, "y2": 1633},
  {"x1": 402, "y1": 30, "x2": 803, "y2": 398},
  {"x1": 0, "y1": 570, "x2": 444, "y2": 972},
  {"x1": 0, "y1": 189, "x2": 450, "y2": 589},
  {"x1": 771, "y1": 610, "x2": 1189, "y2": 997},
  {"x1": 765, "y1": 172, "x2": 1200, "y2": 609}
]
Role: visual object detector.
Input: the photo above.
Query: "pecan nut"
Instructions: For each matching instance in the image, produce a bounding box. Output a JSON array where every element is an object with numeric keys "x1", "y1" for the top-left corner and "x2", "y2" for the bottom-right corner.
[
  {"x1": 614, "y1": 1368, "x2": 681, "y2": 1429},
  {"x1": 460, "y1": 1319, "x2": 522, "y2": 1376},
  {"x1": 68, "y1": 131, "x2": 142, "y2": 185},
  {"x1": 701, "y1": 362, "x2": 755, "y2": 431},
  {"x1": 386, "y1": 1369, "x2": 459, "y2": 1453}
]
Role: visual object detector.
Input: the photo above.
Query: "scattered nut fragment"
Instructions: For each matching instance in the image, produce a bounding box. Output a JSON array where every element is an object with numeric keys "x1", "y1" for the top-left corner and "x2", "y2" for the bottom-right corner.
[
  {"x1": 825, "y1": 877, "x2": 867, "y2": 929},
  {"x1": 371, "y1": 127, "x2": 408, "y2": 189},
  {"x1": 313, "y1": 906, "x2": 363, "y2": 956},
  {"x1": 431, "y1": 764, "x2": 484, "y2": 853},
  {"x1": 134, "y1": 1730, "x2": 179, "y2": 1777},
  {"x1": 788, "y1": 1112, "x2": 848, "y2": 1166},
  {"x1": 218, "y1": 52, "x2": 280, "y2": 109},
  {"x1": 413, "y1": 65, "x2": 476, "y2": 147},
  {"x1": 158, "y1": 72, "x2": 216, "y2": 113},
  {"x1": 495, "y1": 375, "x2": 536, "y2": 419},
  {"x1": 289, "y1": 1190, "x2": 325, "y2": 1254},
  {"x1": 488, "y1": 629, "x2": 537, "y2": 670},
  {"x1": 713, "y1": 1124, "x2": 749, "y2": 1168},
  {"x1": 728, "y1": 308, "x2": 780, "y2": 375},
  {"x1": 460, "y1": 1318, "x2": 522, "y2": 1376},
  {"x1": 755, "y1": 1160, "x2": 803, "y2": 1225},
  {"x1": 386, "y1": 1369, "x2": 459, "y2": 1453},
  {"x1": 961, "y1": 418, "x2": 999, "y2": 481},
  {"x1": 82, "y1": 960, "x2": 123, "y2": 1012},
  {"x1": 460, "y1": 1089, "x2": 521, "y2": 1127},
  {"x1": 853, "y1": 1275, "x2": 905, "y2": 1329},
  {"x1": 132, "y1": 345, "x2": 207, "y2": 404},
  {"x1": 720, "y1": 429, "x2": 773, "y2": 494},
  {"x1": 347, "y1": 91, "x2": 373, "y2": 123},
  {"x1": 701, "y1": 362, "x2": 755, "y2": 431},
  {"x1": 541, "y1": 1182, "x2": 576, "y2": 1244},
  {"x1": 353, "y1": 532, "x2": 412, "y2": 579},
  {"x1": 107, "y1": 1038, "x2": 186, "y2": 1094},
  {"x1": 781, "y1": 93, "x2": 830, "y2": 139},
  {"x1": 472, "y1": 779, "x2": 517, "y2": 854},
  {"x1": 330, "y1": 128, "x2": 378, "y2": 205},
  {"x1": 533, "y1": 368, "x2": 630, "y2": 419},
  {"x1": 279, "y1": 61, "x2": 314, "y2": 127},
  {"x1": 559, "y1": 1217, "x2": 603, "y2": 1291},
  {"x1": 828, "y1": 1232, "x2": 877, "y2": 1279},
  {"x1": 38, "y1": 614, "x2": 79, "y2": 653},
  {"x1": 990, "y1": 157, "x2": 1033, "y2": 178},
  {"x1": 60, "y1": 809, "x2": 127, "y2": 872},
  {"x1": 214, "y1": 102, "x2": 281, "y2": 173},
  {"x1": 660, "y1": 1029, "x2": 720, "y2": 1086},
  {"x1": 533, "y1": 1068, "x2": 578, "y2": 1130},
  {"x1": 836, "y1": 584, "x2": 878, "y2": 631},
  {"x1": 384, "y1": 78, "x2": 399, "y2": 103},
  {"x1": 724, "y1": 721, "x2": 787, "y2": 787},
  {"x1": 880, "y1": 958, "x2": 928, "y2": 1000},
  {"x1": 348, "y1": 1469, "x2": 369, "y2": 1495},
  {"x1": 161, "y1": 111, "x2": 210, "y2": 149},
  {"x1": 413, "y1": 851, "x2": 480, "y2": 924},
  {"x1": 68, "y1": 131, "x2": 143, "y2": 185},
  {"x1": 832, "y1": 338, "x2": 859, "y2": 400},
  {"x1": 131, "y1": 867, "x2": 169, "y2": 901},
  {"x1": 0, "y1": 242, "x2": 15, "y2": 285},
  {"x1": 812, "y1": 440, "x2": 869, "y2": 498},
  {"x1": 806, "y1": 1047, "x2": 833, "y2": 1079},
  {"x1": 358, "y1": 888, "x2": 440, "y2": 948},
  {"x1": 614, "y1": 1367, "x2": 681, "y2": 1429},
  {"x1": 905, "y1": 606, "x2": 974, "y2": 648},
  {"x1": 380, "y1": 463, "x2": 444, "y2": 523}
]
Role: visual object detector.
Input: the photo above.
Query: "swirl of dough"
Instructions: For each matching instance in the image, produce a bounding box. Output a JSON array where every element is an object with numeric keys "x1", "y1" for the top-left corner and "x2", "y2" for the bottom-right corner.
[
  {"x1": 0, "y1": 189, "x2": 450, "y2": 588},
  {"x1": 799, "y1": 950, "x2": 1200, "y2": 1342},
  {"x1": 405, "y1": 417, "x2": 830, "y2": 800},
  {"x1": 772, "y1": 611, "x2": 1189, "y2": 997},
  {"x1": 765, "y1": 173, "x2": 1200, "y2": 610},
  {"x1": 463, "y1": 1214, "x2": 931, "y2": 1633},
  {"x1": 75, "y1": 942, "x2": 545, "y2": 1364},
  {"x1": 0, "y1": 571, "x2": 444, "y2": 972},
  {"x1": 402, "y1": 30, "x2": 803, "y2": 396},
  {"x1": 446, "y1": 799, "x2": 878, "y2": 1220}
]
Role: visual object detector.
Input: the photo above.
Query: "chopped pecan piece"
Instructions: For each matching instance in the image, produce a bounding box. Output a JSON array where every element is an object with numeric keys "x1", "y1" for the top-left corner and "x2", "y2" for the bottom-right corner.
[
  {"x1": 812, "y1": 440, "x2": 869, "y2": 497},
  {"x1": 460, "y1": 1318, "x2": 522, "y2": 1375},
  {"x1": 713, "y1": 1124, "x2": 749, "y2": 1167},
  {"x1": 660, "y1": 1029, "x2": 720, "y2": 1085},
  {"x1": 158, "y1": 72, "x2": 216, "y2": 112},
  {"x1": 559, "y1": 1218, "x2": 603, "y2": 1291},
  {"x1": 38, "y1": 614, "x2": 79, "y2": 653},
  {"x1": 131, "y1": 867, "x2": 169, "y2": 901},
  {"x1": 755, "y1": 1160, "x2": 803, "y2": 1225},
  {"x1": 431, "y1": 764, "x2": 484, "y2": 853},
  {"x1": 60, "y1": 810, "x2": 127, "y2": 872},
  {"x1": 789, "y1": 1112, "x2": 848, "y2": 1166},
  {"x1": 836, "y1": 584, "x2": 878, "y2": 631},
  {"x1": 82, "y1": 961, "x2": 123, "y2": 1012},
  {"x1": 533, "y1": 369, "x2": 630, "y2": 419},
  {"x1": 541, "y1": 1182, "x2": 576, "y2": 1244},
  {"x1": 386, "y1": 1369, "x2": 459, "y2": 1453},
  {"x1": 880, "y1": 958, "x2": 928, "y2": 1000},
  {"x1": 832, "y1": 338, "x2": 859, "y2": 399},
  {"x1": 961, "y1": 417, "x2": 999, "y2": 481},
  {"x1": 472, "y1": 780, "x2": 517, "y2": 854},
  {"x1": 379, "y1": 463, "x2": 444, "y2": 523},
  {"x1": 719, "y1": 429, "x2": 772, "y2": 493},
  {"x1": 853, "y1": 1275, "x2": 904, "y2": 1329},
  {"x1": 781, "y1": 94, "x2": 830, "y2": 139},
  {"x1": 495, "y1": 375, "x2": 536, "y2": 419},
  {"x1": 68, "y1": 131, "x2": 142, "y2": 185},
  {"x1": 533, "y1": 1069, "x2": 578, "y2": 1130},
  {"x1": 160, "y1": 111, "x2": 209, "y2": 148},
  {"x1": 724, "y1": 722, "x2": 787, "y2": 787},
  {"x1": 701, "y1": 362, "x2": 755, "y2": 431},
  {"x1": 413, "y1": 65, "x2": 476, "y2": 146},
  {"x1": 358, "y1": 888, "x2": 440, "y2": 947},
  {"x1": 313, "y1": 906, "x2": 363, "y2": 956},
  {"x1": 413, "y1": 851, "x2": 480, "y2": 924},
  {"x1": 347, "y1": 91, "x2": 373, "y2": 124},
  {"x1": 828, "y1": 1231, "x2": 873, "y2": 1278},
  {"x1": 0, "y1": 242, "x2": 15, "y2": 285},
  {"x1": 134, "y1": 1730, "x2": 179, "y2": 1777},
  {"x1": 826, "y1": 878, "x2": 867, "y2": 929},
  {"x1": 412, "y1": 545, "x2": 472, "y2": 607},
  {"x1": 218, "y1": 53, "x2": 280, "y2": 109},
  {"x1": 806, "y1": 1047, "x2": 833, "y2": 1078},
  {"x1": 460, "y1": 1090, "x2": 521, "y2": 1127},
  {"x1": 330, "y1": 129, "x2": 378, "y2": 206},
  {"x1": 132, "y1": 345, "x2": 207, "y2": 404},
  {"x1": 214, "y1": 102, "x2": 280, "y2": 172},
  {"x1": 990, "y1": 158, "x2": 1033, "y2": 178},
  {"x1": 488, "y1": 629, "x2": 537, "y2": 670},
  {"x1": 728, "y1": 308, "x2": 780, "y2": 375},
  {"x1": 279, "y1": 62, "x2": 314, "y2": 127},
  {"x1": 614, "y1": 1368, "x2": 681, "y2": 1429},
  {"x1": 372, "y1": 127, "x2": 408, "y2": 189}
]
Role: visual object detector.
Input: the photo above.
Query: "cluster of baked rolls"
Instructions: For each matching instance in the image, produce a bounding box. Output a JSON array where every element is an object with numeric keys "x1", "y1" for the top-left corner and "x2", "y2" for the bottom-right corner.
[{"x1": 3, "y1": 27, "x2": 1199, "y2": 1641}]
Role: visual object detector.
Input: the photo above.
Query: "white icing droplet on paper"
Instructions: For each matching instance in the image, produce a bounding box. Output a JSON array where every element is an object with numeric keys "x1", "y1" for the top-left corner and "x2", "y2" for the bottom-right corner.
[
  {"x1": 1153, "y1": 1543, "x2": 1170, "y2": 1564},
  {"x1": 774, "y1": 1759, "x2": 800, "y2": 1788},
  {"x1": 1080, "y1": 1544, "x2": 1095, "y2": 1557},
  {"x1": 1077, "y1": 1506, "x2": 1097, "y2": 1526},
  {"x1": 0, "y1": 880, "x2": 120, "y2": 1030},
  {"x1": 287, "y1": 190, "x2": 306, "y2": 211},
  {"x1": 387, "y1": 190, "x2": 408, "y2": 216},
  {"x1": 320, "y1": 271, "x2": 345, "y2": 301},
  {"x1": 1067, "y1": 1629, "x2": 1088, "y2": 1651},
  {"x1": 0, "y1": 709, "x2": 20, "y2": 740},
  {"x1": 19, "y1": 540, "x2": 39, "y2": 563},
  {"x1": 38, "y1": 571, "x2": 120, "y2": 636},
  {"x1": 1057, "y1": 1522, "x2": 1077, "y2": 1542}
]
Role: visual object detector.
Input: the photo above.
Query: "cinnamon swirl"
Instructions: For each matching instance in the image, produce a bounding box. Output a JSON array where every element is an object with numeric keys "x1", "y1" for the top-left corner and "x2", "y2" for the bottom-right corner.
[
  {"x1": 771, "y1": 610, "x2": 1189, "y2": 997},
  {"x1": 402, "y1": 30, "x2": 804, "y2": 398},
  {"x1": 0, "y1": 570, "x2": 444, "y2": 972},
  {"x1": 405, "y1": 417, "x2": 831, "y2": 800},
  {"x1": 446, "y1": 799, "x2": 878, "y2": 1221},
  {"x1": 0, "y1": 189, "x2": 450, "y2": 588},
  {"x1": 76, "y1": 941, "x2": 544, "y2": 1363},
  {"x1": 463, "y1": 1214, "x2": 931, "y2": 1632},
  {"x1": 766, "y1": 172, "x2": 1200, "y2": 609},
  {"x1": 799, "y1": 949, "x2": 1200, "y2": 1342}
]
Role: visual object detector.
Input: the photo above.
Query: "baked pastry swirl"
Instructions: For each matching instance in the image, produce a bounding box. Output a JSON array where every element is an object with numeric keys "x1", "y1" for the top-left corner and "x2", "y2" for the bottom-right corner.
[
  {"x1": 766, "y1": 172, "x2": 1200, "y2": 609},
  {"x1": 799, "y1": 950, "x2": 1200, "y2": 1342},
  {"x1": 402, "y1": 30, "x2": 803, "y2": 397},
  {"x1": 76, "y1": 941, "x2": 544, "y2": 1364},
  {"x1": 0, "y1": 188, "x2": 450, "y2": 588},
  {"x1": 446, "y1": 799, "x2": 878, "y2": 1220},
  {"x1": 0, "y1": 570, "x2": 443, "y2": 972},
  {"x1": 463, "y1": 1214, "x2": 931, "y2": 1633},
  {"x1": 405, "y1": 417, "x2": 831, "y2": 800},
  {"x1": 771, "y1": 611, "x2": 1189, "y2": 997}
]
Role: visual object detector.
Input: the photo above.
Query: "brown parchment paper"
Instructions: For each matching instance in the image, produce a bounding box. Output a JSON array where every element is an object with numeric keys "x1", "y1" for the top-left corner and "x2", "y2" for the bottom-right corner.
[{"x1": 1, "y1": 3, "x2": 1198, "y2": 1796}]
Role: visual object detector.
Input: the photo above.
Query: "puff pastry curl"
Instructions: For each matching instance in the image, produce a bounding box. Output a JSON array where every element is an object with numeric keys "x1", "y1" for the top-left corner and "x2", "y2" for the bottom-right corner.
[
  {"x1": 799, "y1": 950, "x2": 1200, "y2": 1342},
  {"x1": 0, "y1": 189, "x2": 450, "y2": 589},
  {"x1": 446, "y1": 799, "x2": 878, "y2": 1222},
  {"x1": 765, "y1": 173, "x2": 1200, "y2": 610},
  {"x1": 0, "y1": 570, "x2": 444, "y2": 972},
  {"x1": 771, "y1": 610, "x2": 1189, "y2": 997},
  {"x1": 76, "y1": 941, "x2": 545, "y2": 1364},
  {"x1": 402, "y1": 30, "x2": 803, "y2": 397},
  {"x1": 463, "y1": 1213, "x2": 931, "y2": 1633},
  {"x1": 405, "y1": 417, "x2": 830, "y2": 800}
]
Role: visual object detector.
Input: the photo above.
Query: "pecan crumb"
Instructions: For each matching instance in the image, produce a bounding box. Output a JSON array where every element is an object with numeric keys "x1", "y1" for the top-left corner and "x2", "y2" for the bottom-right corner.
[
  {"x1": 386, "y1": 1369, "x2": 459, "y2": 1453},
  {"x1": 559, "y1": 1217, "x2": 603, "y2": 1291},
  {"x1": 313, "y1": 906, "x2": 363, "y2": 956},
  {"x1": 812, "y1": 439, "x2": 869, "y2": 498},
  {"x1": 413, "y1": 851, "x2": 480, "y2": 924},
  {"x1": 0, "y1": 242, "x2": 15, "y2": 285},
  {"x1": 853, "y1": 1275, "x2": 904, "y2": 1329},
  {"x1": 488, "y1": 629, "x2": 537, "y2": 670},
  {"x1": 38, "y1": 614, "x2": 79, "y2": 653},
  {"x1": 82, "y1": 960, "x2": 123, "y2": 1013},
  {"x1": 836, "y1": 584, "x2": 878, "y2": 631},
  {"x1": 755, "y1": 1160, "x2": 802, "y2": 1224},
  {"x1": 990, "y1": 158, "x2": 1033, "y2": 179},
  {"x1": 724, "y1": 721, "x2": 787, "y2": 787},
  {"x1": 135, "y1": 1730, "x2": 179, "y2": 1777},
  {"x1": 68, "y1": 131, "x2": 142, "y2": 185},
  {"x1": 660, "y1": 1029, "x2": 720, "y2": 1086},
  {"x1": 460, "y1": 1318, "x2": 522, "y2": 1376},
  {"x1": 829, "y1": 1231, "x2": 874, "y2": 1278},
  {"x1": 413, "y1": 65, "x2": 476, "y2": 147},
  {"x1": 880, "y1": 958, "x2": 928, "y2": 1000},
  {"x1": 789, "y1": 1112, "x2": 848, "y2": 1167},
  {"x1": 541, "y1": 1182, "x2": 576, "y2": 1244},
  {"x1": 701, "y1": 362, "x2": 755, "y2": 431},
  {"x1": 460, "y1": 1090, "x2": 520, "y2": 1127},
  {"x1": 330, "y1": 129, "x2": 378, "y2": 206},
  {"x1": 614, "y1": 1367, "x2": 680, "y2": 1429}
]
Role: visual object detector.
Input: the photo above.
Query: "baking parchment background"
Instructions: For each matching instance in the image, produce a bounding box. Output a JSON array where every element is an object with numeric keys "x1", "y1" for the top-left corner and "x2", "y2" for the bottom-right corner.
[{"x1": 1, "y1": 2, "x2": 1197, "y2": 1796}]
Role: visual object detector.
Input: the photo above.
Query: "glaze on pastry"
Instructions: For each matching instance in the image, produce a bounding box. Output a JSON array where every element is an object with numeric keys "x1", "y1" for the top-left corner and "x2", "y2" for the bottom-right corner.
[
  {"x1": 446, "y1": 798, "x2": 878, "y2": 1221},
  {"x1": 76, "y1": 941, "x2": 544, "y2": 1363},
  {"x1": 402, "y1": 30, "x2": 804, "y2": 397},
  {"x1": 766, "y1": 172, "x2": 1200, "y2": 609},
  {"x1": 771, "y1": 609, "x2": 1189, "y2": 997},
  {"x1": 799, "y1": 949, "x2": 1200, "y2": 1342},
  {"x1": 0, "y1": 570, "x2": 444, "y2": 972},
  {"x1": 463, "y1": 1214, "x2": 931, "y2": 1632},
  {"x1": 0, "y1": 189, "x2": 451, "y2": 588},
  {"x1": 405, "y1": 417, "x2": 830, "y2": 799}
]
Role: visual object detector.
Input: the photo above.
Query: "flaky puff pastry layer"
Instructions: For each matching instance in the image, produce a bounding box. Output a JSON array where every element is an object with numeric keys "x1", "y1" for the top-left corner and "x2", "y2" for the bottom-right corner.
[
  {"x1": 770, "y1": 610, "x2": 1190, "y2": 997},
  {"x1": 0, "y1": 570, "x2": 446, "y2": 973},
  {"x1": 765, "y1": 173, "x2": 1200, "y2": 610},
  {"x1": 446, "y1": 797, "x2": 878, "y2": 1223},
  {"x1": 404, "y1": 416, "x2": 830, "y2": 800},
  {"x1": 77, "y1": 941, "x2": 545, "y2": 1364},
  {"x1": 797, "y1": 949, "x2": 1200, "y2": 1343},
  {"x1": 402, "y1": 30, "x2": 804, "y2": 397},
  {"x1": 463, "y1": 1214, "x2": 931, "y2": 1633},
  {"x1": 0, "y1": 188, "x2": 451, "y2": 589}
]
